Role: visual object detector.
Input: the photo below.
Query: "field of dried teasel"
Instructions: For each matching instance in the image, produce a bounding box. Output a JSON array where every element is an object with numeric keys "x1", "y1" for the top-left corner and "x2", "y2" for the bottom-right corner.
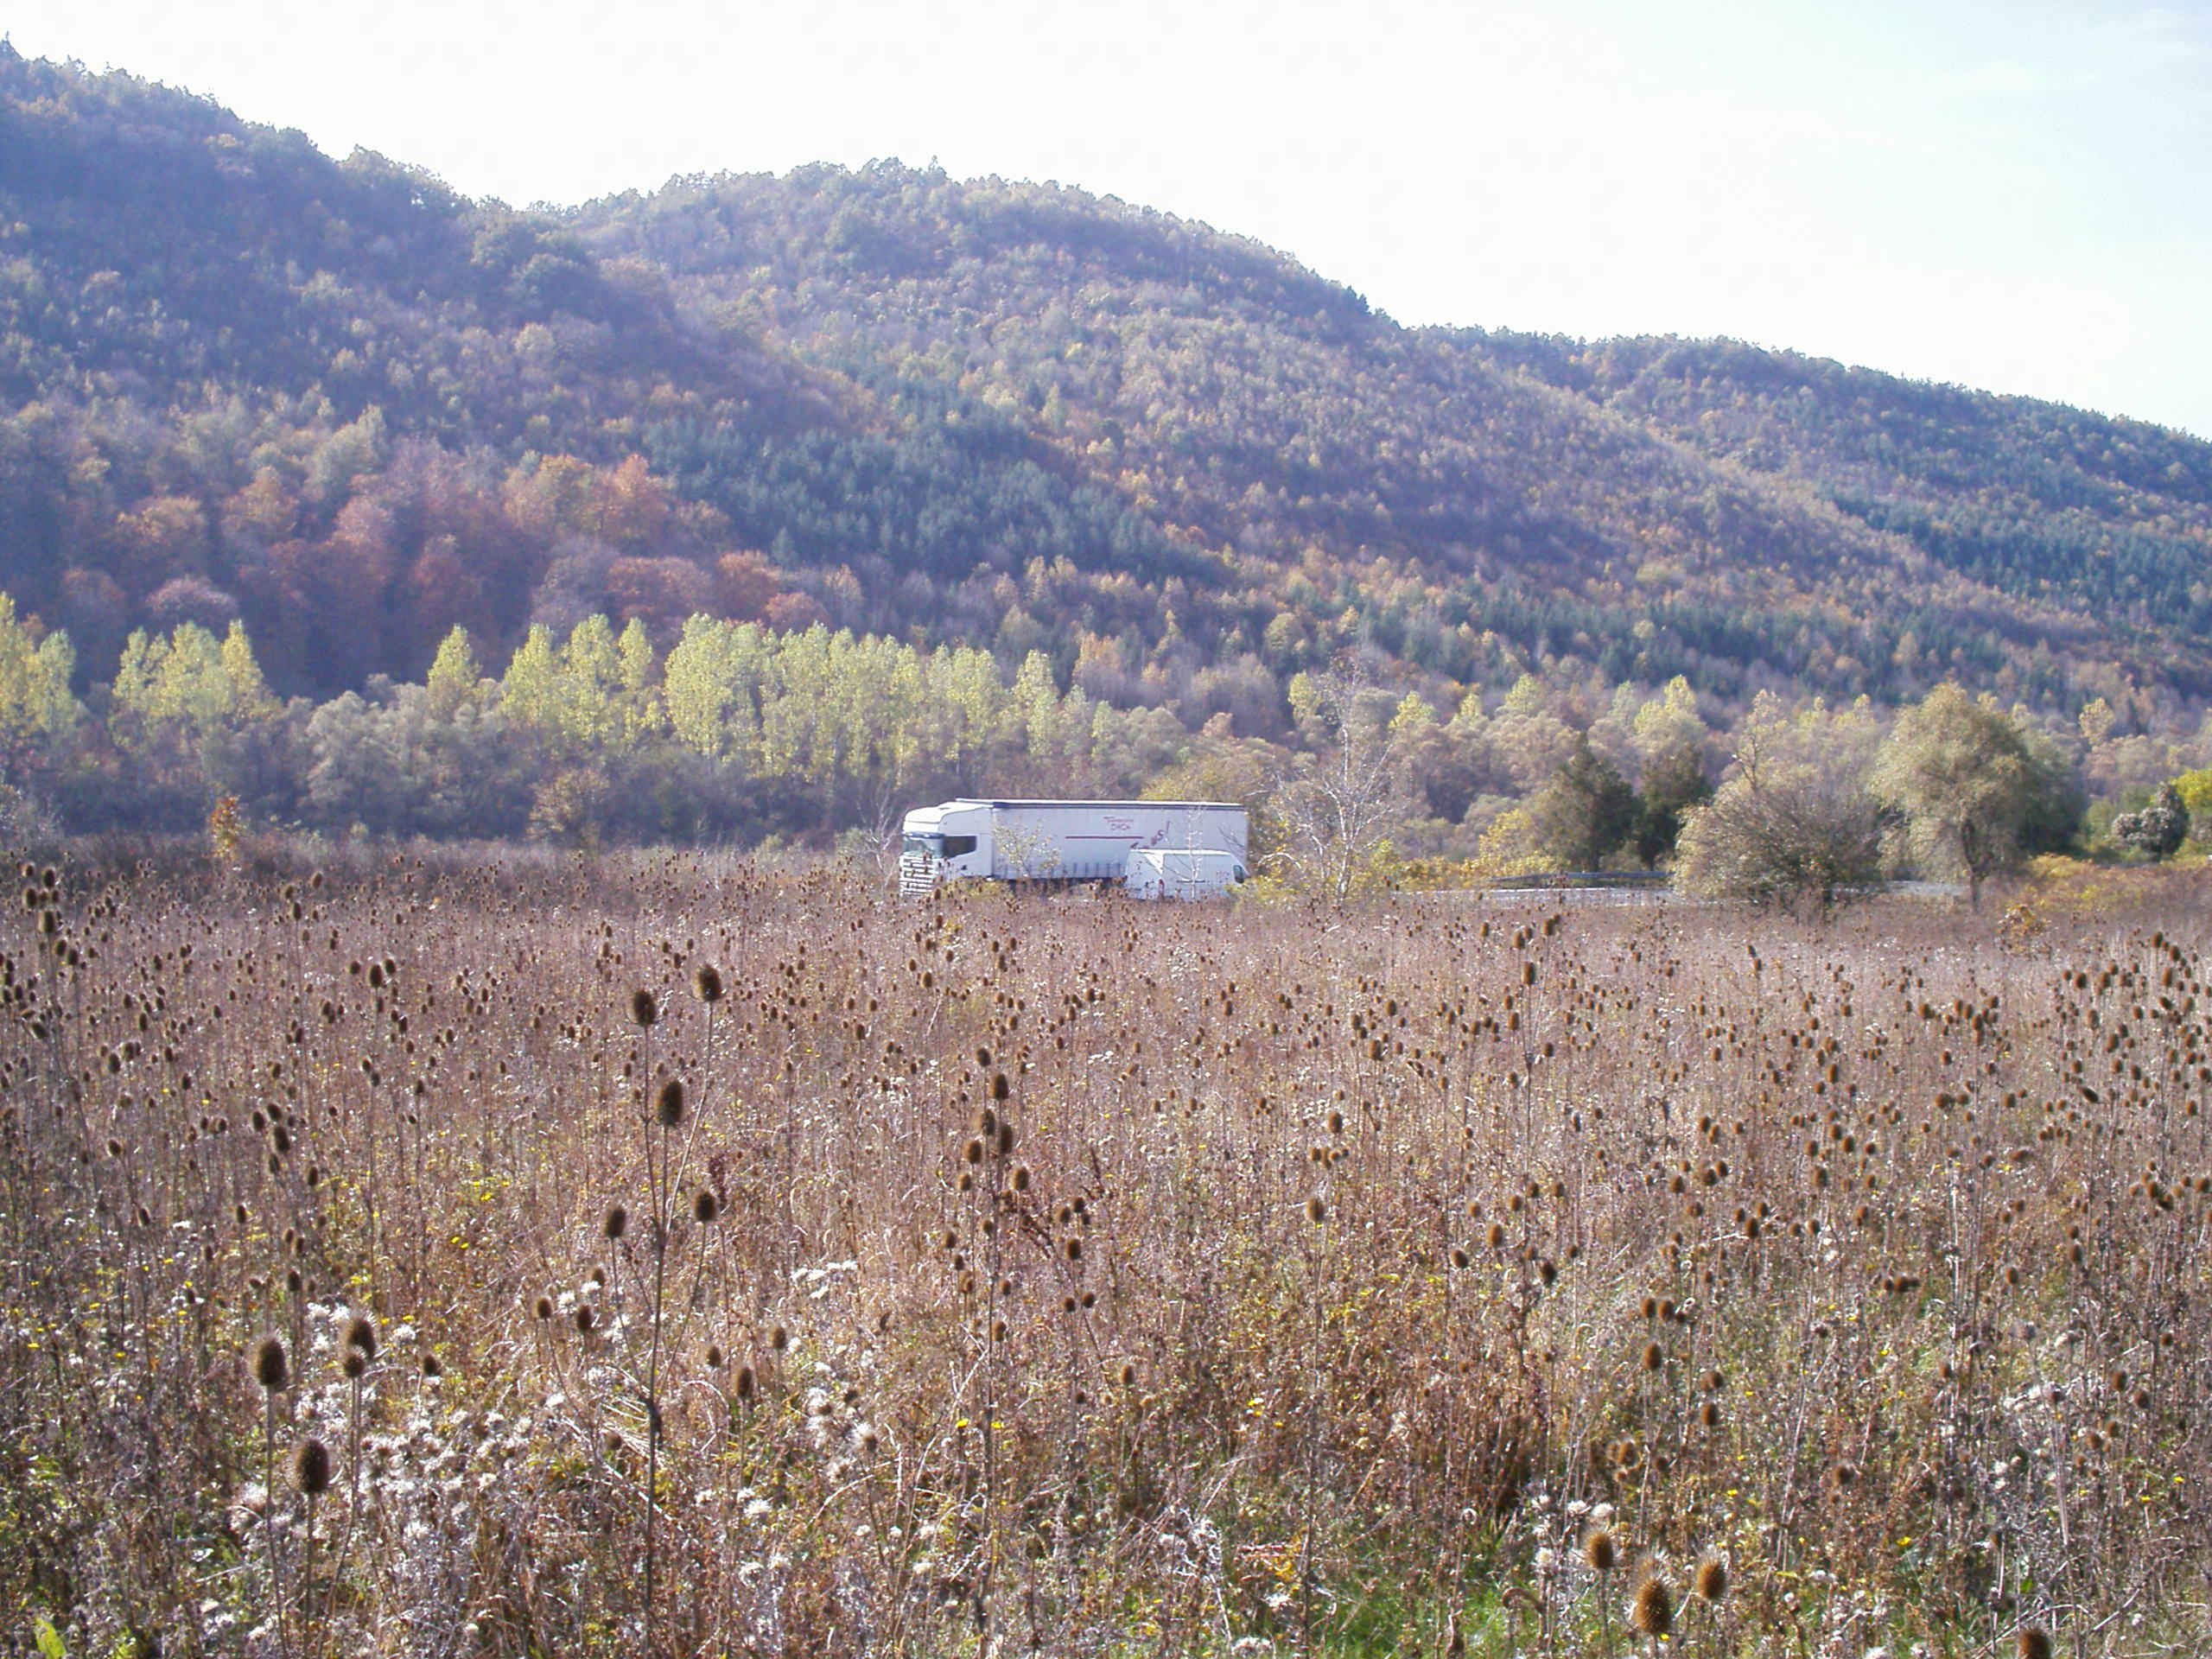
[{"x1": 3, "y1": 847, "x2": 2210, "y2": 1657}]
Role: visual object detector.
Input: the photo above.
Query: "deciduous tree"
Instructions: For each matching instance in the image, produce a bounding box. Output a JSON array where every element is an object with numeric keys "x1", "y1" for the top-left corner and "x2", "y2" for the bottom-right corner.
[
  {"x1": 1274, "y1": 664, "x2": 1415, "y2": 899},
  {"x1": 1869, "y1": 683, "x2": 2075, "y2": 908},
  {"x1": 1675, "y1": 695, "x2": 1886, "y2": 914},
  {"x1": 2113, "y1": 781, "x2": 2190, "y2": 861}
]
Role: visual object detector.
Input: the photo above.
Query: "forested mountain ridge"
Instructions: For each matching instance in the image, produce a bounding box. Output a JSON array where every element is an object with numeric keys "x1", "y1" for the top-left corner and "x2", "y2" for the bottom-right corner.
[
  {"x1": 1481, "y1": 331, "x2": 2212, "y2": 656},
  {"x1": 579, "y1": 168, "x2": 2072, "y2": 710},
  {"x1": 3, "y1": 45, "x2": 2207, "y2": 734}
]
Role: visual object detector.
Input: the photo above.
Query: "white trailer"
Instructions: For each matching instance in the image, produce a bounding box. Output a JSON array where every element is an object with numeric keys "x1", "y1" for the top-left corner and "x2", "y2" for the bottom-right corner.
[{"x1": 898, "y1": 798, "x2": 1248, "y2": 897}]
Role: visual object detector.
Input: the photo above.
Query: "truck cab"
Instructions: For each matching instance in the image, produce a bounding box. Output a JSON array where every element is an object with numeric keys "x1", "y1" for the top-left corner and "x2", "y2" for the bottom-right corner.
[{"x1": 899, "y1": 802, "x2": 992, "y2": 896}]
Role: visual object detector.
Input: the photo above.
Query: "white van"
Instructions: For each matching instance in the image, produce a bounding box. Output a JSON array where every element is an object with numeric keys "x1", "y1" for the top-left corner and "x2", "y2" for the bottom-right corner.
[{"x1": 1124, "y1": 847, "x2": 1248, "y2": 899}]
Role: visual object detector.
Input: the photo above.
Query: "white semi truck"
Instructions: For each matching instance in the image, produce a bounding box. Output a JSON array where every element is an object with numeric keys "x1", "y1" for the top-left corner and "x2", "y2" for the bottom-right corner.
[{"x1": 899, "y1": 798, "x2": 1249, "y2": 898}]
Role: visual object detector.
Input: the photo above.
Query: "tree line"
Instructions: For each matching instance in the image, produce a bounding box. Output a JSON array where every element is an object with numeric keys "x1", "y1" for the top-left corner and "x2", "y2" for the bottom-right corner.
[
  {"x1": 0, "y1": 602, "x2": 1189, "y2": 847},
  {"x1": 10, "y1": 590, "x2": 2208, "y2": 911}
]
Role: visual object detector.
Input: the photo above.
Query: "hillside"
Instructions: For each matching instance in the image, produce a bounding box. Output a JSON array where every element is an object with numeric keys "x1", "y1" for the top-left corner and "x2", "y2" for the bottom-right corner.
[
  {"x1": 2, "y1": 46, "x2": 2209, "y2": 725},
  {"x1": 580, "y1": 169, "x2": 2104, "y2": 711},
  {"x1": 1482, "y1": 331, "x2": 2212, "y2": 673}
]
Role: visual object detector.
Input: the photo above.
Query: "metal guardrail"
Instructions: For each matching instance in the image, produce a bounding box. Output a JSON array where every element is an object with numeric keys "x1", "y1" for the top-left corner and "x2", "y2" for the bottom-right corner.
[
  {"x1": 1482, "y1": 870, "x2": 1669, "y2": 889},
  {"x1": 1415, "y1": 875, "x2": 1967, "y2": 907},
  {"x1": 1414, "y1": 871, "x2": 1675, "y2": 906}
]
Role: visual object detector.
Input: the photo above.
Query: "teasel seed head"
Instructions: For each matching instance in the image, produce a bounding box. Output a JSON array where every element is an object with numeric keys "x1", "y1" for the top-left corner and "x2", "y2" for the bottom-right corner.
[
  {"x1": 656, "y1": 1077, "x2": 687, "y2": 1128},
  {"x1": 1630, "y1": 1574, "x2": 1675, "y2": 1638},
  {"x1": 734, "y1": 1363, "x2": 757, "y2": 1402},
  {"x1": 997, "y1": 1121, "x2": 1017, "y2": 1156},
  {"x1": 533, "y1": 1295, "x2": 554, "y2": 1320},
  {"x1": 251, "y1": 1335, "x2": 290, "y2": 1392},
  {"x1": 604, "y1": 1204, "x2": 628, "y2": 1240},
  {"x1": 1307, "y1": 1195, "x2": 1327, "y2": 1224},
  {"x1": 341, "y1": 1348, "x2": 368, "y2": 1380},
  {"x1": 291, "y1": 1436, "x2": 333, "y2": 1497},
  {"x1": 769, "y1": 1324, "x2": 789, "y2": 1352},
  {"x1": 420, "y1": 1351, "x2": 442, "y2": 1379},
  {"x1": 990, "y1": 1071, "x2": 1010, "y2": 1102},
  {"x1": 630, "y1": 988, "x2": 658, "y2": 1027},
  {"x1": 704, "y1": 1343, "x2": 723, "y2": 1369},
  {"x1": 574, "y1": 1304, "x2": 595, "y2": 1333},
  {"x1": 1583, "y1": 1528, "x2": 1618, "y2": 1573},
  {"x1": 694, "y1": 1189, "x2": 719, "y2": 1224},
  {"x1": 694, "y1": 964, "x2": 723, "y2": 1003},
  {"x1": 964, "y1": 1137, "x2": 985, "y2": 1165},
  {"x1": 1008, "y1": 1165, "x2": 1030, "y2": 1192},
  {"x1": 1693, "y1": 1556, "x2": 1727, "y2": 1604},
  {"x1": 344, "y1": 1313, "x2": 378, "y2": 1359},
  {"x1": 1641, "y1": 1340, "x2": 1663, "y2": 1372},
  {"x1": 2017, "y1": 1629, "x2": 2052, "y2": 1659}
]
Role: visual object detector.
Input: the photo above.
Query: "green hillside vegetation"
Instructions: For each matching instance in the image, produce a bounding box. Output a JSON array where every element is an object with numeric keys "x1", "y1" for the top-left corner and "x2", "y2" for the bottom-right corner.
[
  {"x1": 582, "y1": 166, "x2": 2082, "y2": 709},
  {"x1": 1484, "y1": 332, "x2": 2212, "y2": 658},
  {"x1": 3, "y1": 48, "x2": 2211, "y2": 859}
]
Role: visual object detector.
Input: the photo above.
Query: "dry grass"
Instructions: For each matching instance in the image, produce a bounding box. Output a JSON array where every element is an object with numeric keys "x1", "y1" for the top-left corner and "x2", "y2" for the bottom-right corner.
[{"x1": 4, "y1": 846, "x2": 2212, "y2": 1656}]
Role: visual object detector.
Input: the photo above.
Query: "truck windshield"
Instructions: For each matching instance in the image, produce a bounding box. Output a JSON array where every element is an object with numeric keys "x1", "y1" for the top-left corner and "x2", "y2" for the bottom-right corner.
[{"x1": 903, "y1": 835, "x2": 977, "y2": 858}]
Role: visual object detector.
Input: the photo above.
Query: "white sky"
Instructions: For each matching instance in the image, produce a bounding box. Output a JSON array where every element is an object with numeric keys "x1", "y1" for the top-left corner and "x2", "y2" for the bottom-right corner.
[{"x1": 9, "y1": 0, "x2": 2212, "y2": 437}]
